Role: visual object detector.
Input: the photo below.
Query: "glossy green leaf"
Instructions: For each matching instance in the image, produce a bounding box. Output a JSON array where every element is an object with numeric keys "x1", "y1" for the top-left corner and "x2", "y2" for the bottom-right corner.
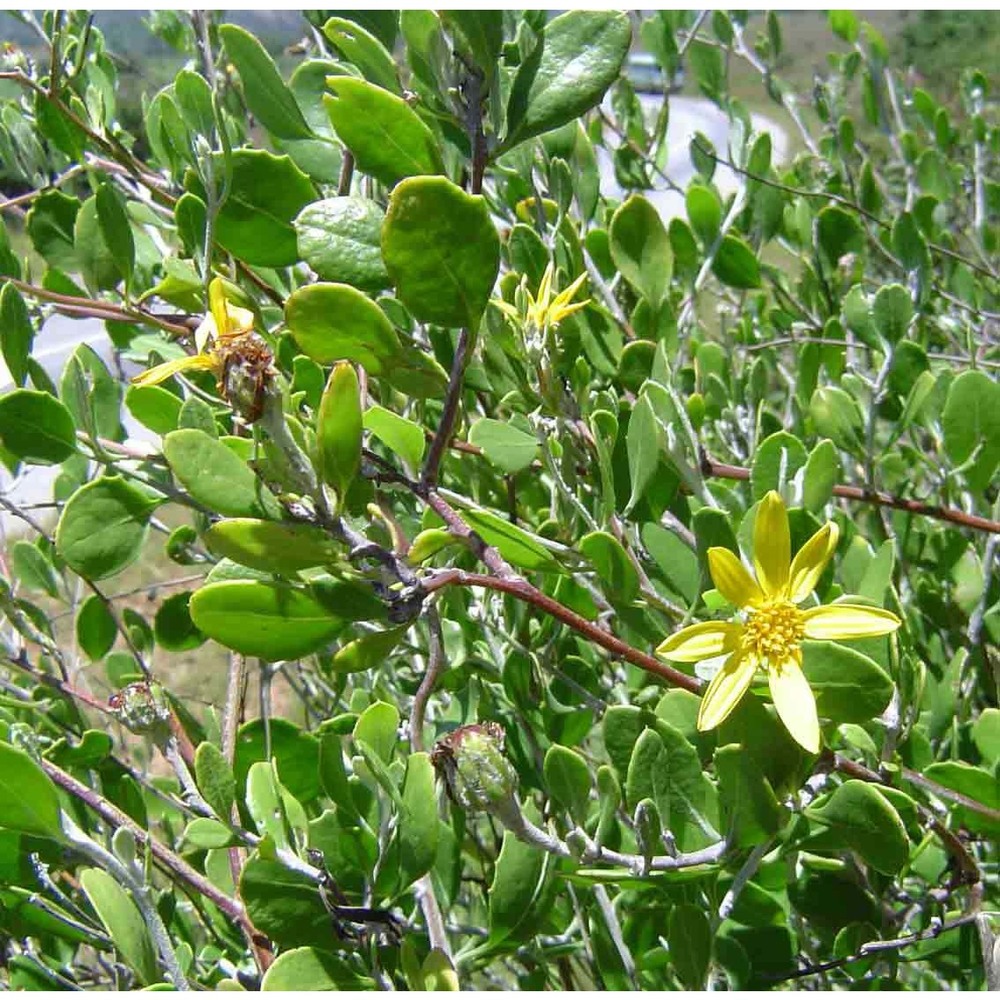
[
  {"x1": 317, "y1": 362, "x2": 362, "y2": 505},
  {"x1": 686, "y1": 184, "x2": 722, "y2": 244},
  {"x1": 240, "y1": 858, "x2": 333, "y2": 952},
  {"x1": 712, "y1": 235, "x2": 761, "y2": 289},
  {"x1": 0, "y1": 389, "x2": 76, "y2": 464},
  {"x1": 323, "y1": 17, "x2": 399, "y2": 93},
  {"x1": 941, "y1": 369, "x2": 1000, "y2": 492},
  {"x1": 625, "y1": 723, "x2": 718, "y2": 852},
  {"x1": 56, "y1": 476, "x2": 157, "y2": 580},
  {"x1": 79, "y1": 869, "x2": 158, "y2": 986},
  {"x1": 75, "y1": 593, "x2": 117, "y2": 660},
  {"x1": 186, "y1": 150, "x2": 315, "y2": 267},
  {"x1": 75, "y1": 195, "x2": 121, "y2": 291},
  {"x1": 715, "y1": 743, "x2": 783, "y2": 847},
  {"x1": 625, "y1": 394, "x2": 663, "y2": 514},
  {"x1": 125, "y1": 384, "x2": 182, "y2": 436},
  {"x1": 872, "y1": 283, "x2": 913, "y2": 343},
  {"x1": 153, "y1": 591, "x2": 205, "y2": 652},
  {"x1": 285, "y1": 282, "x2": 401, "y2": 373},
  {"x1": 487, "y1": 828, "x2": 548, "y2": 948},
  {"x1": 0, "y1": 743, "x2": 64, "y2": 840},
  {"x1": 194, "y1": 742, "x2": 236, "y2": 821},
  {"x1": 294, "y1": 197, "x2": 388, "y2": 291},
  {"x1": 353, "y1": 700, "x2": 399, "y2": 763},
  {"x1": 503, "y1": 11, "x2": 631, "y2": 150},
  {"x1": 0, "y1": 282, "x2": 33, "y2": 387},
  {"x1": 189, "y1": 581, "x2": 343, "y2": 660},
  {"x1": 801, "y1": 641, "x2": 893, "y2": 724},
  {"x1": 398, "y1": 752, "x2": 439, "y2": 889},
  {"x1": 330, "y1": 625, "x2": 408, "y2": 674},
  {"x1": 802, "y1": 439, "x2": 841, "y2": 513},
  {"x1": 609, "y1": 194, "x2": 672, "y2": 308},
  {"x1": 462, "y1": 508, "x2": 559, "y2": 571},
  {"x1": 807, "y1": 779, "x2": 909, "y2": 874},
  {"x1": 261, "y1": 947, "x2": 374, "y2": 991},
  {"x1": 382, "y1": 175, "x2": 499, "y2": 330},
  {"x1": 204, "y1": 519, "x2": 339, "y2": 574},
  {"x1": 468, "y1": 418, "x2": 538, "y2": 474},
  {"x1": 363, "y1": 404, "x2": 425, "y2": 471},
  {"x1": 95, "y1": 184, "x2": 135, "y2": 289},
  {"x1": 11, "y1": 540, "x2": 60, "y2": 598},
  {"x1": 668, "y1": 903, "x2": 712, "y2": 989},
  {"x1": 543, "y1": 744, "x2": 591, "y2": 823},
  {"x1": 325, "y1": 77, "x2": 443, "y2": 187},
  {"x1": 750, "y1": 431, "x2": 808, "y2": 500},
  {"x1": 220, "y1": 24, "x2": 313, "y2": 140},
  {"x1": 163, "y1": 429, "x2": 283, "y2": 519},
  {"x1": 579, "y1": 530, "x2": 640, "y2": 603}
]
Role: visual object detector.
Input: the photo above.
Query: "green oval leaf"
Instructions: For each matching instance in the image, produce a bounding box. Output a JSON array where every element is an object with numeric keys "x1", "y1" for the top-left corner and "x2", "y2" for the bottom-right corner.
[
  {"x1": 324, "y1": 77, "x2": 443, "y2": 187},
  {"x1": 189, "y1": 581, "x2": 344, "y2": 660},
  {"x1": 285, "y1": 282, "x2": 401, "y2": 373},
  {"x1": 0, "y1": 742, "x2": 64, "y2": 840},
  {"x1": 294, "y1": 197, "x2": 388, "y2": 290},
  {"x1": 204, "y1": 519, "x2": 339, "y2": 574},
  {"x1": 711, "y1": 235, "x2": 761, "y2": 289},
  {"x1": 543, "y1": 744, "x2": 591, "y2": 823},
  {"x1": 468, "y1": 418, "x2": 538, "y2": 474},
  {"x1": 330, "y1": 625, "x2": 408, "y2": 674},
  {"x1": 75, "y1": 592, "x2": 118, "y2": 660},
  {"x1": 220, "y1": 24, "x2": 313, "y2": 140},
  {"x1": 163, "y1": 429, "x2": 283, "y2": 519},
  {"x1": 56, "y1": 476, "x2": 157, "y2": 580},
  {"x1": 261, "y1": 947, "x2": 374, "y2": 992},
  {"x1": 80, "y1": 868, "x2": 159, "y2": 986},
  {"x1": 503, "y1": 11, "x2": 631, "y2": 150},
  {"x1": 609, "y1": 194, "x2": 672, "y2": 308},
  {"x1": 579, "y1": 530, "x2": 640, "y2": 604},
  {"x1": 382, "y1": 175, "x2": 500, "y2": 331},
  {"x1": 807, "y1": 779, "x2": 909, "y2": 875},
  {"x1": 317, "y1": 362, "x2": 362, "y2": 505},
  {"x1": 0, "y1": 282, "x2": 34, "y2": 387},
  {"x1": 0, "y1": 389, "x2": 76, "y2": 464}
]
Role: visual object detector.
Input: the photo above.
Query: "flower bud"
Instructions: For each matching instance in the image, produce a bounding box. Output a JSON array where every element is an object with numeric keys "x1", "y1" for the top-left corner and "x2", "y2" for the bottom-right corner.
[
  {"x1": 108, "y1": 682, "x2": 172, "y2": 740},
  {"x1": 431, "y1": 722, "x2": 518, "y2": 814}
]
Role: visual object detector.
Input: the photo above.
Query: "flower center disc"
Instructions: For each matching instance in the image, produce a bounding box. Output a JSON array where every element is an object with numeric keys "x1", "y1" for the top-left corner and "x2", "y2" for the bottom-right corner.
[{"x1": 743, "y1": 601, "x2": 804, "y2": 665}]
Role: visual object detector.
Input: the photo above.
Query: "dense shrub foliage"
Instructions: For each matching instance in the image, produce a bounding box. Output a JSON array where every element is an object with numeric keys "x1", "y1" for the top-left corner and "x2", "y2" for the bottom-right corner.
[{"x1": 0, "y1": 9, "x2": 997, "y2": 991}]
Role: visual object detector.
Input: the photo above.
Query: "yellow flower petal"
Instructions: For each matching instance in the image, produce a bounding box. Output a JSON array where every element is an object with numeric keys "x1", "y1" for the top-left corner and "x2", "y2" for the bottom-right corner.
[
  {"x1": 801, "y1": 603, "x2": 901, "y2": 640},
  {"x1": 753, "y1": 491, "x2": 790, "y2": 600},
  {"x1": 209, "y1": 277, "x2": 230, "y2": 337},
  {"x1": 551, "y1": 271, "x2": 588, "y2": 309},
  {"x1": 535, "y1": 262, "x2": 554, "y2": 313},
  {"x1": 788, "y1": 521, "x2": 840, "y2": 604},
  {"x1": 768, "y1": 653, "x2": 820, "y2": 753},
  {"x1": 696, "y1": 648, "x2": 758, "y2": 731},
  {"x1": 549, "y1": 298, "x2": 590, "y2": 325},
  {"x1": 131, "y1": 353, "x2": 219, "y2": 387},
  {"x1": 707, "y1": 547, "x2": 764, "y2": 609},
  {"x1": 657, "y1": 621, "x2": 743, "y2": 663}
]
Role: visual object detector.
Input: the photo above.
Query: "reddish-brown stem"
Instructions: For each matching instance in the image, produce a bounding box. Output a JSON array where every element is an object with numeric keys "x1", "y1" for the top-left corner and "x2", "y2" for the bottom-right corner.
[
  {"x1": 704, "y1": 458, "x2": 1000, "y2": 536},
  {"x1": 41, "y1": 760, "x2": 255, "y2": 932},
  {"x1": 422, "y1": 568, "x2": 702, "y2": 693},
  {"x1": 7, "y1": 277, "x2": 193, "y2": 338}
]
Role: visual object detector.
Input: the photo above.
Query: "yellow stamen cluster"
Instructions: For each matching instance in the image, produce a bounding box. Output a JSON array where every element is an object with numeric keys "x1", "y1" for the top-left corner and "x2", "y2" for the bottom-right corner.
[{"x1": 742, "y1": 601, "x2": 804, "y2": 665}]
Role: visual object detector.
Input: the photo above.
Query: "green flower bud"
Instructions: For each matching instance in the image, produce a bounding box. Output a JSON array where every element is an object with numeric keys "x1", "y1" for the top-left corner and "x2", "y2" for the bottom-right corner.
[
  {"x1": 108, "y1": 682, "x2": 172, "y2": 740},
  {"x1": 431, "y1": 722, "x2": 518, "y2": 814}
]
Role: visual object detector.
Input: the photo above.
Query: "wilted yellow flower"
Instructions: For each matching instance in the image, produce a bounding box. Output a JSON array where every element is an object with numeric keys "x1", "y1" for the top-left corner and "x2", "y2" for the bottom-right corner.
[
  {"x1": 657, "y1": 491, "x2": 901, "y2": 753},
  {"x1": 494, "y1": 262, "x2": 589, "y2": 331},
  {"x1": 132, "y1": 278, "x2": 255, "y2": 387}
]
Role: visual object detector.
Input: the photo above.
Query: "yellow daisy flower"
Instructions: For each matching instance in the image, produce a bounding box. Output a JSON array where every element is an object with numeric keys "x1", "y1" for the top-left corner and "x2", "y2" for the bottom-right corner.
[
  {"x1": 494, "y1": 262, "x2": 589, "y2": 331},
  {"x1": 132, "y1": 277, "x2": 255, "y2": 387},
  {"x1": 657, "y1": 491, "x2": 901, "y2": 753}
]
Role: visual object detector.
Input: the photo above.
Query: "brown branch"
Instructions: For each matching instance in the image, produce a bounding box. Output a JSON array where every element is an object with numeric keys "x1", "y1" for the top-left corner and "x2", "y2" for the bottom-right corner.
[
  {"x1": 422, "y1": 568, "x2": 702, "y2": 694},
  {"x1": 41, "y1": 759, "x2": 256, "y2": 936},
  {"x1": 7, "y1": 277, "x2": 193, "y2": 338},
  {"x1": 703, "y1": 457, "x2": 1000, "y2": 536}
]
